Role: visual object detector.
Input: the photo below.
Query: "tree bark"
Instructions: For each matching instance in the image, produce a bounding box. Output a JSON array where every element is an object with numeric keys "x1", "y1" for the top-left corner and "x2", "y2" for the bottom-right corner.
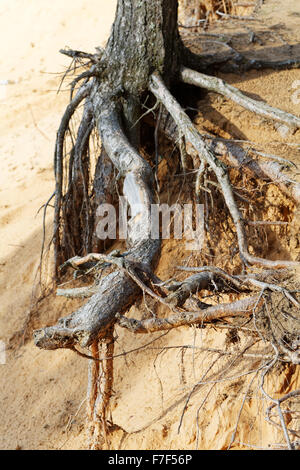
[{"x1": 101, "y1": 0, "x2": 180, "y2": 96}]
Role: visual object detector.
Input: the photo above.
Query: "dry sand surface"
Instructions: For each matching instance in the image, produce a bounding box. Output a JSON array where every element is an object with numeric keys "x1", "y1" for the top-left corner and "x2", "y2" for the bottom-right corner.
[{"x1": 0, "y1": 0, "x2": 299, "y2": 450}]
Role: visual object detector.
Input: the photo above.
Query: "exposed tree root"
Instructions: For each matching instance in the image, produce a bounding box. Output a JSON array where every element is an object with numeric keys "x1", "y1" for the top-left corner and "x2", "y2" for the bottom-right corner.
[
  {"x1": 265, "y1": 389, "x2": 300, "y2": 444},
  {"x1": 259, "y1": 344, "x2": 294, "y2": 450},
  {"x1": 86, "y1": 341, "x2": 100, "y2": 446},
  {"x1": 53, "y1": 82, "x2": 94, "y2": 271},
  {"x1": 149, "y1": 71, "x2": 299, "y2": 269},
  {"x1": 88, "y1": 328, "x2": 115, "y2": 450},
  {"x1": 116, "y1": 296, "x2": 259, "y2": 333},
  {"x1": 182, "y1": 47, "x2": 300, "y2": 74},
  {"x1": 210, "y1": 140, "x2": 300, "y2": 204},
  {"x1": 34, "y1": 0, "x2": 300, "y2": 449},
  {"x1": 34, "y1": 104, "x2": 160, "y2": 350}
]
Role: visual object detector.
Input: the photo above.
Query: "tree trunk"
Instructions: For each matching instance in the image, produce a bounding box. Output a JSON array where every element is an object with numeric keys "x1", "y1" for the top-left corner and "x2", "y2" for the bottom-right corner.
[{"x1": 102, "y1": 0, "x2": 180, "y2": 96}]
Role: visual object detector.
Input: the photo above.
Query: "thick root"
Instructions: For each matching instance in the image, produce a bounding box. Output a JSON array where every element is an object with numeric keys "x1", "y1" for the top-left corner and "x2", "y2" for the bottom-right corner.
[
  {"x1": 35, "y1": 100, "x2": 160, "y2": 350},
  {"x1": 180, "y1": 67, "x2": 300, "y2": 129},
  {"x1": 116, "y1": 296, "x2": 260, "y2": 333}
]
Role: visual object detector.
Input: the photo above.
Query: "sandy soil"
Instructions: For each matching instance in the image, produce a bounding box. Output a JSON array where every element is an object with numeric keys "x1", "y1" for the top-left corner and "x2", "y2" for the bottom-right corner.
[{"x1": 0, "y1": 0, "x2": 299, "y2": 450}]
